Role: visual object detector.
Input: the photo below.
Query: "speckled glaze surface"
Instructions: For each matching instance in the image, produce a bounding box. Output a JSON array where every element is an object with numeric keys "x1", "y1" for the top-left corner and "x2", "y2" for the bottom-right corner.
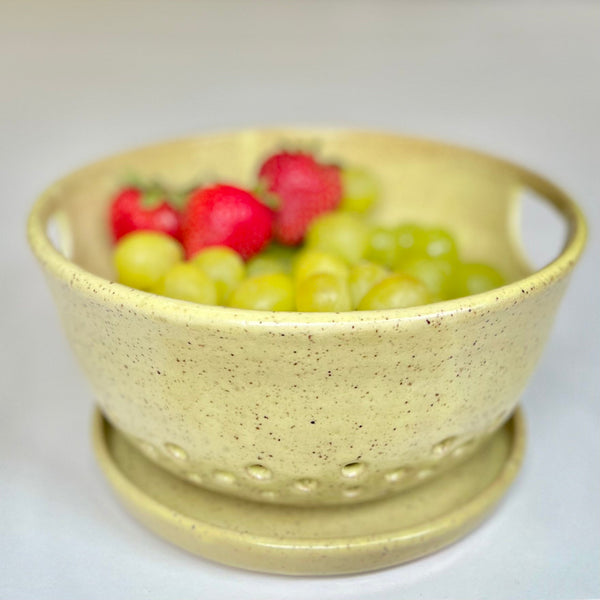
[
  {"x1": 92, "y1": 407, "x2": 525, "y2": 575},
  {"x1": 28, "y1": 129, "x2": 586, "y2": 509}
]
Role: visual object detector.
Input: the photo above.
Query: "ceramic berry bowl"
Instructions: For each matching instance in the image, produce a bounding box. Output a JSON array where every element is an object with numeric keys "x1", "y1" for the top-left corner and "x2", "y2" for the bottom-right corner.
[{"x1": 27, "y1": 128, "x2": 586, "y2": 575}]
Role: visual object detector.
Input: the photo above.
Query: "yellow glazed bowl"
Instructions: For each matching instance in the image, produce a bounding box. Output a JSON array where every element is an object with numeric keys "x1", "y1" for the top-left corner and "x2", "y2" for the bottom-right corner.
[{"x1": 27, "y1": 129, "x2": 586, "y2": 507}]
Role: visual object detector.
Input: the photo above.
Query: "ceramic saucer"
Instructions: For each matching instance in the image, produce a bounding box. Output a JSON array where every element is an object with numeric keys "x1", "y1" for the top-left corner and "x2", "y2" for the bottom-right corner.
[{"x1": 92, "y1": 408, "x2": 525, "y2": 575}]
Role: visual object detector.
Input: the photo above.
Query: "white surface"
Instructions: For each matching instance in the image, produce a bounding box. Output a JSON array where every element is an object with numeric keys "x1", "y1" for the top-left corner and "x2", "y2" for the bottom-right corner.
[{"x1": 1, "y1": 1, "x2": 599, "y2": 598}]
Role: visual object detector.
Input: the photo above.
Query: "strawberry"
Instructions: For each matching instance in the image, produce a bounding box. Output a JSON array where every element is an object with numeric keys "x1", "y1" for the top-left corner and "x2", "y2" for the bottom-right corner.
[
  {"x1": 257, "y1": 151, "x2": 342, "y2": 245},
  {"x1": 109, "y1": 184, "x2": 182, "y2": 242},
  {"x1": 181, "y1": 184, "x2": 273, "y2": 260}
]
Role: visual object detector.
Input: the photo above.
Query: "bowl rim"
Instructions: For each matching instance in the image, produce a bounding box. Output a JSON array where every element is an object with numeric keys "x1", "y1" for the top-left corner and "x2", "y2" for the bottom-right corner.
[{"x1": 27, "y1": 127, "x2": 588, "y2": 328}]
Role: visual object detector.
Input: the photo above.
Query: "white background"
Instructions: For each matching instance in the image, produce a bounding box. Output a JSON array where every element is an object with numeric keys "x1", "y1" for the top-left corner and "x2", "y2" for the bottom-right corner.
[{"x1": 1, "y1": 1, "x2": 599, "y2": 598}]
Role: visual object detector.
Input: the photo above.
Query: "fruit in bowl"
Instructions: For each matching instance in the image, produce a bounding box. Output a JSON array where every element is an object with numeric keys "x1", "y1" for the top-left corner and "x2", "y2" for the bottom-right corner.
[
  {"x1": 27, "y1": 129, "x2": 586, "y2": 573},
  {"x1": 106, "y1": 147, "x2": 508, "y2": 313}
]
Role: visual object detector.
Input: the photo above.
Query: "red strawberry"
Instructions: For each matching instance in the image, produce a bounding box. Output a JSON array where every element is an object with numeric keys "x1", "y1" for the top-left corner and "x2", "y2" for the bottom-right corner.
[
  {"x1": 109, "y1": 185, "x2": 182, "y2": 242},
  {"x1": 257, "y1": 151, "x2": 342, "y2": 245},
  {"x1": 181, "y1": 184, "x2": 273, "y2": 260}
]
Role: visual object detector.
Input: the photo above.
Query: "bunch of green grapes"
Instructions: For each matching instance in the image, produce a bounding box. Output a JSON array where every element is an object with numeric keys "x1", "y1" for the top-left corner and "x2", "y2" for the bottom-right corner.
[{"x1": 113, "y1": 167, "x2": 505, "y2": 311}]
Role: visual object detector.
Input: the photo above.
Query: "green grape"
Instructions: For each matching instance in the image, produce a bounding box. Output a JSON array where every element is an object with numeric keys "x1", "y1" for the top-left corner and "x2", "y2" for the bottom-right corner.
[
  {"x1": 259, "y1": 242, "x2": 296, "y2": 272},
  {"x1": 450, "y1": 263, "x2": 505, "y2": 298},
  {"x1": 395, "y1": 224, "x2": 459, "y2": 263},
  {"x1": 246, "y1": 254, "x2": 288, "y2": 278},
  {"x1": 421, "y1": 228, "x2": 459, "y2": 262},
  {"x1": 292, "y1": 249, "x2": 349, "y2": 285},
  {"x1": 357, "y1": 274, "x2": 431, "y2": 310},
  {"x1": 153, "y1": 262, "x2": 218, "y2": 305},
  {"x1": 305, "y1": 211, "x2": 369, "y2": 264},
  {"x1": 348, "y1": 261, "x2": 389, "y2": 308},
  {"x1": 191, "y1": 246, "x2": 245, "y2": 304},
  {"x1": 296, "y1": 273, "x2": 352, "y2": 312},
  {"x1": 398, "y1": 256, "x2": 456, "y2": 302},
  {"x1": 365, "y1": 226, "x2": 398, "y2": 267},
  {"x1": 395, "y1": 223, "x2": 427, "y2": 255},
  {"x1": 340, "y1": 166, "x2": 379, "y2": 213},
  {"x1": 114, "y1": 231, "x2": 183, "y2": 290},
  {"x1": 228, "y1": 273, "x2": 295, "y2": 311}
]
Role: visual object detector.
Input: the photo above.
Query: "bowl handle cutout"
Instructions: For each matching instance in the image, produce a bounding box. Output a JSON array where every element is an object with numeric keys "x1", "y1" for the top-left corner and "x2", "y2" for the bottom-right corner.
[
  {"x1": 28, "y1": 183, "x2": 115, "y2": 280},
  {"x1": 508, "y1": 187, "x2": 570, "y2": 274},
  {"x1": 46, "y1": 209, "x2": 74, "y2": 260}
]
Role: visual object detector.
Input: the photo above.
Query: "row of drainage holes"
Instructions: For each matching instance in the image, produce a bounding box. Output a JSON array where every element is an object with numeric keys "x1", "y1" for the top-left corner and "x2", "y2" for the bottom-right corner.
[
  {"x1": 161, "y1": 435, "x2": 471, "y2": 467},
  {"x1": 182, "y1": 464, "x2": 438, "y2": 493},
  {"x1": 185, "y1": 471, "x2": 320, "y2": 492},
  {"x1": 155, "y1": 443, "x2": 370, "y2": 481},
  {"x1": 182, "y1": 470, "x2": 320, "y2": 493},
  {"x1": 180, "y1": 461, "x2": 373, "y2": 486},
  {"x1": 183, "y1": 471, "x2": 362, "y2": 498},
  {"x1": 142, "y1": 436, "x2": 477, "y2": 491},
  {"x1": 139, "y1": 436, "x2": 485, "y2": 498}
]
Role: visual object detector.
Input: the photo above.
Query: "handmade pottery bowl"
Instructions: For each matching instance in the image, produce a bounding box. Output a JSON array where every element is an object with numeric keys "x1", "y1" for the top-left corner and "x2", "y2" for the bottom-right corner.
[{"x1": 28, "y1": 129, "x2": 586, "y2": 508}]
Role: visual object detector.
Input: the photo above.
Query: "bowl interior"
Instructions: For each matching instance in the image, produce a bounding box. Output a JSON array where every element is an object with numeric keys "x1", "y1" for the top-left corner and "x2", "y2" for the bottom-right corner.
[{"x1": 43, "y1": 129, "x2": 557, "y2": 285}]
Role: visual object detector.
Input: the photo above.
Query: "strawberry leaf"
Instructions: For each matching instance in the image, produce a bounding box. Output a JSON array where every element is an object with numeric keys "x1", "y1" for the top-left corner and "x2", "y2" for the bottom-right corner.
[
  {"x1": 254, "y1": 178, "x2": 281, "y2": 210},
  {"x1": 140, "y1": 187, "x2": 165, "y2": 209}
]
